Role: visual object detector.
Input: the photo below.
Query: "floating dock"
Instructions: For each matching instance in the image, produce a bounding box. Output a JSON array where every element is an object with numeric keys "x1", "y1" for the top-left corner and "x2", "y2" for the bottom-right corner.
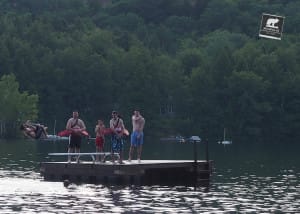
[
  {"x1": 41, "y1": 137, "x2": 212, "y2": 186},
  {"x1": 40, "y1": 159, "x2": 213, "y2": 186}
]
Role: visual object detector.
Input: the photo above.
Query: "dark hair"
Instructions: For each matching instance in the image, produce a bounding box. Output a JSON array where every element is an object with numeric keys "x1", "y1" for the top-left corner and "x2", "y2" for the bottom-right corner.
[
  {"x1": 20, "y1": 124, "x2": 25, "y2": 130},
  {"x1": 112, "y1": 110, "x2": 117, "y2": 114}
]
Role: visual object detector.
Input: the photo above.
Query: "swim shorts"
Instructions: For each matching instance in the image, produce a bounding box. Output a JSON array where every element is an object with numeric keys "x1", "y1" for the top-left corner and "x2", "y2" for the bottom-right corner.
[
  {"x1": 95, "y1": 136, "x2": 104, "y2": 150},
  {"x1": 69, "y1": 134, "x2": 82, "y2": 149},
  {"x1": 34, "y1": 126, "x2": 44, "y2": 139},
  {"x1": 131, "y1": 131, "x2": 144, "y2": 146},
  {"x1": 111, "y1": 134, "x2": 123, "y2": 153}
]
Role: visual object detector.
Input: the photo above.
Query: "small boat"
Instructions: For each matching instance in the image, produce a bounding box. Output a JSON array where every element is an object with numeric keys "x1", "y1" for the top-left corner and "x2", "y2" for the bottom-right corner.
[
  {"x1": 160, "y1": 135, "x2": 186, "y2": 143},
  {"x1": 218, "y1": 140, "x2": 232, "y2": 145},
  {"x1": 217, "y1": 128, "x2": 232, "y2": 145},
  {"x1": 188, "y1": 136, "x2": 201, "y2": 143}
]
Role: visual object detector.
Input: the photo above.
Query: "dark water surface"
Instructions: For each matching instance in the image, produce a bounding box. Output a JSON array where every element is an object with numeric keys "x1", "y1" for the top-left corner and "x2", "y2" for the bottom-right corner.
[{"x1": 0, "y1": 137, "x2": 299, "y2": 213}]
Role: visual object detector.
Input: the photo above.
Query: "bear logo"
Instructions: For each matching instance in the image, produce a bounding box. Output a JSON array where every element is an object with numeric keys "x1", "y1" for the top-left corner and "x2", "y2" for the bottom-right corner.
[{"x1": 266, "y1": 18, "x2": 279, "y2": 28}]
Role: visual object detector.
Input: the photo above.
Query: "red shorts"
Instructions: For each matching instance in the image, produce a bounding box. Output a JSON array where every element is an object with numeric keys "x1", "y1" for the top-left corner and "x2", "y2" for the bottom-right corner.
[{"x1": 95, "y1": 136, "x2": 104, "y2": 149}]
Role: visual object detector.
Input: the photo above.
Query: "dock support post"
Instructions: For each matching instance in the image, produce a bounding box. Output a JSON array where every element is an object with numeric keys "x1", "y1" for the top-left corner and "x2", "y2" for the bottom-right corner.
[
  {"x1": 205, "y1": 138, "x2": 209, "y2": 163},
  {"x1": 193, "y1": 139, "x2": 197, "y2": 164},
  {"x1": 193, "y1": 139, "x2": 198, "y2": 188},
  {"x1": 189, "y1": 136, "x2": 201, "y2": 163},
  {"x1": 189, "y1": 136, "x2": 201, "y2": 188}
]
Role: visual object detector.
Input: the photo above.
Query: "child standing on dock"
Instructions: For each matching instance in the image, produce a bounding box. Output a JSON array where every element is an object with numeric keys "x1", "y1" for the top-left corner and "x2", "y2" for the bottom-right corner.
[{"x1": 95, "y1": 120, "x2": 106, "y2": 162}]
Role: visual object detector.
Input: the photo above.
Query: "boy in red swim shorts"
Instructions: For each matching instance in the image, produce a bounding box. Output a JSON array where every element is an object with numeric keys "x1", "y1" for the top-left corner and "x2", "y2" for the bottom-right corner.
[{"x1": 95, "y1": 120, "x2": 106, "y2": 162}]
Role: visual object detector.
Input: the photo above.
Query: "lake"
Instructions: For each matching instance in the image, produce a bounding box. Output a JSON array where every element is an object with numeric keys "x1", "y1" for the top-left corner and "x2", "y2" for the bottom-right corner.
[{"x1": 0, "y1": 137, "x2": 299, "y2": 213}]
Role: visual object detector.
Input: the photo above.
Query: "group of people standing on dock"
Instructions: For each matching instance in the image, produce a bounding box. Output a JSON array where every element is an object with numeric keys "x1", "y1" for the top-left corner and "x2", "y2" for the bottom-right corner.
[{"x1": 65, "y1": 109, "x2": 145, "y2": 164}]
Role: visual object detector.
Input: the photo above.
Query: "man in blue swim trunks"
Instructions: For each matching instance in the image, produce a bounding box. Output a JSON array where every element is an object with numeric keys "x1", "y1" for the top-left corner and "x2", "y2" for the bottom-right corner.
[{"x1": 128, "y1": 110, "x2": 145, "y2": 163}]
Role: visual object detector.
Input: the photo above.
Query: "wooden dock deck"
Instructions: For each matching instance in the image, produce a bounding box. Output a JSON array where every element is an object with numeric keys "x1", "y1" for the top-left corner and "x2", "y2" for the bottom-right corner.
[{"x1": 40, "y1": 159, "x2": 213, "y2": 186}]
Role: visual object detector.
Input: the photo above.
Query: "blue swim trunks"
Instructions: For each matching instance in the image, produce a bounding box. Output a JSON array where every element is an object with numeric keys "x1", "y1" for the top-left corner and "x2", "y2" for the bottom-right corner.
[
  {"x1": 131, "y1": 131, "x2": 144, "y2": 146},
  {"x1": 111, "y1": 134, "x2": 124, "y2": 153}
]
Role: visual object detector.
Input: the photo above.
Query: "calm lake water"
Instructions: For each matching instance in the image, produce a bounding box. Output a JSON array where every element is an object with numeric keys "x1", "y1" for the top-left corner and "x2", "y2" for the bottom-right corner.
[{"x1": 0, "y1": 137, "x2": 299, "y2": 213}]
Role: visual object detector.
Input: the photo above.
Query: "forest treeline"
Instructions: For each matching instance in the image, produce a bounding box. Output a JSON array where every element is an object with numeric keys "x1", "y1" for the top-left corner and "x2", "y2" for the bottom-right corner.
[{"x1": 1, "y1": 0, "x2": 300, "y2": 143}]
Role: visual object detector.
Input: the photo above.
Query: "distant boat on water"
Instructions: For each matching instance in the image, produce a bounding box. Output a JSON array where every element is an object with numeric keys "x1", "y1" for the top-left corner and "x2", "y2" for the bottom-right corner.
[
  {"x1": 217, "y1": 128, "x2": 232, "y2": 145},
  {"x1": 160, "y1": 135, "x2": 186, "y2": 143},
  {"x1": 160, "y1": 135, "x2": 202, "y2": 143}
]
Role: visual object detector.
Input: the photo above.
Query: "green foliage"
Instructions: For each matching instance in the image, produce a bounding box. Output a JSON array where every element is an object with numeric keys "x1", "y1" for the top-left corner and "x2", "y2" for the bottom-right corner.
[
  {"x1": 1, "y1": 0, "x2": 300, "y2": 143},
  {"x1": 0, "y1": 74, "x2": 38, "y2": 121},
  {"x1": 0, "y1": 74, "x2": 38, "y2": 137},
  {"x1": 225, "y1": 71, "x2": 271, "y2": 138}
]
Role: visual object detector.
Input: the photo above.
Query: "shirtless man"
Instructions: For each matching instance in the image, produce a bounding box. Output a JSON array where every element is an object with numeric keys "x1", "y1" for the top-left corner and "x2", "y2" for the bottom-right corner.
[
  {"x1": 66, "y1": 110, "x2": 86, "y2": 162},
  {"x1": 128, "y1": 110, "x2": 145, "y2": 163}
]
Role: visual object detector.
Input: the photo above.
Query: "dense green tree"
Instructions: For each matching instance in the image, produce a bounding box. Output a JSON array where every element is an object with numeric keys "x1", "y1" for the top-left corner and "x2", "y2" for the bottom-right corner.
[
  {"x1": 225, "y1": 71, "x2": 271, "y2": 140},
  {"x1": 0, "y1": 0, "x2": 300, "y2": 143},
  {"x1": 0, "y1": 74, "x2": 38, "y2": 137}
]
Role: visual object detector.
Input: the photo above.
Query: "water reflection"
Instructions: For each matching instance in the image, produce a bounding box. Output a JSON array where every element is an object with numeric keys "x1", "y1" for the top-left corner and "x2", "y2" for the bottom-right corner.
[
  {"x1": 0, "y1": 139, "x2": 299, "y2": 213},
  {"x1": 1, "y1": 172, "x2": 299, "y2": 213},
  {"x1": 0, "y1": 170, "x2": 299, "y2": 213}
]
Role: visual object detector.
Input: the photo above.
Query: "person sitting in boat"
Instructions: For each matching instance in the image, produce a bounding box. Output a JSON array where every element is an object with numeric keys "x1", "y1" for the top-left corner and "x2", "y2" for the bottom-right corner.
[{"x1": 20, "y1": 120, "x2": 48, "y2": 139}]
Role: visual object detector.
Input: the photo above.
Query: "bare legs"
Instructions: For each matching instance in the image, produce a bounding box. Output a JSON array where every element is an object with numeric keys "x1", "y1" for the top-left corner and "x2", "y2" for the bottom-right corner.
[
  {"x1": 128, "y1": 145, "x2": 142, "y2": 162},
  {"x1": 67, "y1": 147, "x2": 80, "y2": 162},
  {"x1": 137, "y1": 145, "x2": 142, "y2": 160},
  {"x1": 68, "y1": 147, "x2": 74, "y2": 162},
  {"x1": 128, "y1": 145, "x2": 133, "y2": 161},
  {"x1": 96, "y1": 146, "x2": 104, "y2": 162}
]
